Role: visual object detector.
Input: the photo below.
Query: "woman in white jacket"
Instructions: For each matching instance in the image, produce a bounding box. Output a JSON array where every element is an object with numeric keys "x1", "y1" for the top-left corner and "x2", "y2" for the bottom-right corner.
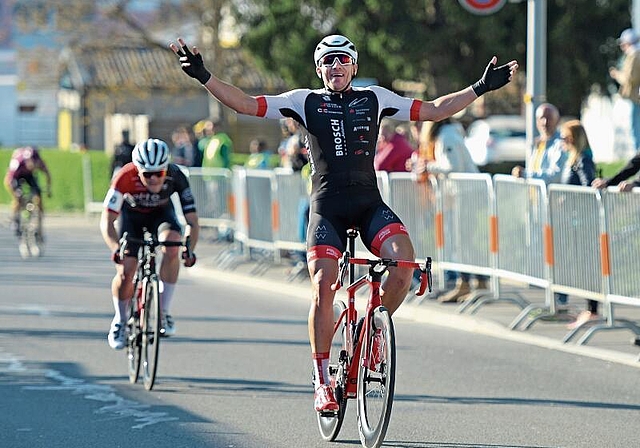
[{"x1": 420, "y1": 118, "x2": 479, "y2": 175}]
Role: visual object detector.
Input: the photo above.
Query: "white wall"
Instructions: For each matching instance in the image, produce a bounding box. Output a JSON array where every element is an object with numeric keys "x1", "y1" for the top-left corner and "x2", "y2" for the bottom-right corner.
[{"x1": 581, "y1": 93, "x2": 636, "y2": 163}]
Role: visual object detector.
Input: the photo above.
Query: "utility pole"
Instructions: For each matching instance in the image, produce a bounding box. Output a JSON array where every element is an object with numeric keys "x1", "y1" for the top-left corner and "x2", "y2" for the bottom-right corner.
[{"x1": 524, "y1": 0, "x2": 546, "y2": 171}]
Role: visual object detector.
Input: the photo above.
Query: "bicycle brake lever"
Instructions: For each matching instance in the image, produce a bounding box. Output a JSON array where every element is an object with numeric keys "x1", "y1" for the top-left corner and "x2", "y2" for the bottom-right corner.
[
  {"x1": 118, "y1": 232, "x2": 129, "y2": 260},
  {"x1": 331, "y1": 255, "x2": 349, "y2": 291},
  {"x1": 414, "y1": 271, "x2": 428, "y2": 296},
  {"x1": 184, "y1": 235, "x2": 192, "y2": 258}
]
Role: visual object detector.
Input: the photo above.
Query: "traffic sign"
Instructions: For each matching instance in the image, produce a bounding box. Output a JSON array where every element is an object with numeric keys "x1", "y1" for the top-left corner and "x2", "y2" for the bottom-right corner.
[{"x1": 458, "y1": 0, "x2": 507, "y2": 15}]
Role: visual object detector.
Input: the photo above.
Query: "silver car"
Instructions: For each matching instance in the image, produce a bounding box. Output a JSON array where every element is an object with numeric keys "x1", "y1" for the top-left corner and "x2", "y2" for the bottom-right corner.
[{"x1": 464, "y1": 115, "x2": 527, "y2": 166}]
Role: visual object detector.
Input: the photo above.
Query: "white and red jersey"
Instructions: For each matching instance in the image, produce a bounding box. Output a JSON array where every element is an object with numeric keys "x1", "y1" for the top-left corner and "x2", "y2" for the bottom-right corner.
[{"x1": 103, "y1": 163, "x2": 196, "y2": 215}]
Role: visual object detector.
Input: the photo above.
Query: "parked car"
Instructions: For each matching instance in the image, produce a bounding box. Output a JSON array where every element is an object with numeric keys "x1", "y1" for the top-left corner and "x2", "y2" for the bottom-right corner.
[{"x1": 464, "y1": 115, "x2": 527, "y2": 167}]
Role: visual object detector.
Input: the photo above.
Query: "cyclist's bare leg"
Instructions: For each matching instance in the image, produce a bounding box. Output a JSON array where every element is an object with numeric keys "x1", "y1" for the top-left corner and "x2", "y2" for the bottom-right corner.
[
  {"x1": 307, "y1": 257, "x2": 339, "y2": 354},
  {"x1": 9, "y1": 191, "x2": 20, "y2": 228},
  {"x1": 159, "y1": 229, "x2": 182, "y2": 322},
  {"x1": 159, "y1": 229, "x2": 182, "y2": 284},
  {"x1": 32, "y1": 194, "x2": 43, "y2": 235},
  {"x1": 113, "y1": 256, "x2": 137, "y2": 301},
  {"x1": 379, "y1": 233, "x2": 415, "y2": 315}
]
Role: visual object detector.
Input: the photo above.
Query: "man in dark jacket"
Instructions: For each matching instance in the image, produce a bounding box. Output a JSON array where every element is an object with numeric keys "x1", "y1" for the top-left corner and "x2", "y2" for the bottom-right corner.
[{"x1": 111, "y1": 130, "x2": 135, "y2": 178}]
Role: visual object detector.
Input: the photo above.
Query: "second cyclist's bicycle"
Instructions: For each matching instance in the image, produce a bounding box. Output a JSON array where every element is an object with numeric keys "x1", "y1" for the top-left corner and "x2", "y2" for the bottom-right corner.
[
  {"x1": 317, "y1": 229, "x2": 432, "y2": 448},
  {"x1": 118, "y1": 230, "x2": 190, "y2": 390}
]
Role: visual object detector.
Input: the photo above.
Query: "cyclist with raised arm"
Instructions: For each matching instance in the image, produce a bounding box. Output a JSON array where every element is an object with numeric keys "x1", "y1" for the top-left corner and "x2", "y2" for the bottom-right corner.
[
  {"x1": 100, "y1": 138, "x2": 199, "y2": 350},
  {"x1": 4, "y1": 146, "x2": 51, "y2": 239},
  {"x1": 170, "y1": 34, "x2": 518, "y2": 412}
]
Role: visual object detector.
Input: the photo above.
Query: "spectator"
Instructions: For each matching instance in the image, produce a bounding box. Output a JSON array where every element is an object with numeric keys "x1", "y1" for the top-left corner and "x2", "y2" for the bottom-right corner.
[
  {"x1": 512, "y1": 103, "x2": 567, "y2": 307},
  {"x1": 277, "y1": 118, "x2": 295, "y2": 167},
  {"x1": 170, "y1": 126, "x2": 198, "y2": 167},
  {"x1": 412, "y1": 117, "x2": 478, "y2": 177},
  {"x1": 556, "y1": 120, "x2": 599, "y2": 329},
  {"x1": 374, "y1": 119, "x2": 414, "y2": 172},
  {"x1": 282, "y1": 118, "x2": 309, "y2": 171},
  {"x1": 193, "y1": 119, "x2": 216, "y2": 167},
  {"x1": 202, "y1": 120, "x2": 233, "y2": 169},
  {"x1": 411, "y1": 118, "x2": 489, "y2": 303},
  {"x1": 592, "y1": 151, "x2": 640, "y2": 191},
  {"x1": 244, "y1": 138, "x2": 272, "y2": 169},
  {"x1": 511, "y1": 103, "x2": 567, "y2": 185},
  {"x1": 609, "y1": 28, "x2": 640, "y2": 152},
  {"x1": 111, "y1": 129, "x2": 135, "y2": 178}
]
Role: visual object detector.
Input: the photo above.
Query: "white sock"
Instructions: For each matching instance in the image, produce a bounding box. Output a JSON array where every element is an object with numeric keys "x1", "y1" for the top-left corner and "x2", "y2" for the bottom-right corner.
[
  {"x1": 112, "y1": 296, "x2": 129, "y2": 324},
  {"x1": 312, "y1": 353, "x2": 330, "y2": 388},
  {"x1": 161, "y1": 281, "x2": 176, "y2": 315}
]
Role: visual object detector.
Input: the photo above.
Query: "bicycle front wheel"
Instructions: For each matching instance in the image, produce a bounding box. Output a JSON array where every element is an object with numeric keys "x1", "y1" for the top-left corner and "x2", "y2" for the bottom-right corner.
[
  {"x1": 127, "y1": 292, "x2": 142, "y2": 384},
  {"x1": 141, "y1": 275, "x2": 161, "y2": 390},
  {"x1": 28, "y1": 206, "x2": 43, "y2": 257},
  {"x1": 317, "y1": 300, "x2": 348, "y2": 441},
  {"x1": 356, "y1": 306, "x2": 396, "y2": 448}
]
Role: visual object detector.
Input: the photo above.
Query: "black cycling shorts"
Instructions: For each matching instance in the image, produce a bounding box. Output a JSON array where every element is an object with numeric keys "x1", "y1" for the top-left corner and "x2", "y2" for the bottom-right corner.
[
  {"x1": 306, "y1": 185, "x2": 408, "y2": 261},
  {"x1": 119, "y1": 205, "x2": 183, "y2": 257},
  {"x1": 11, "y1": 175, "x2": 41, "y2": 197}
]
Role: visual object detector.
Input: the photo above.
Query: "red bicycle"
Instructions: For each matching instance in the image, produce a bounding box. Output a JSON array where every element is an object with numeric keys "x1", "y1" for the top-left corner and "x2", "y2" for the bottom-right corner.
[{"x1": 317, "y1": 229, "x2": 432, "y2": 448}]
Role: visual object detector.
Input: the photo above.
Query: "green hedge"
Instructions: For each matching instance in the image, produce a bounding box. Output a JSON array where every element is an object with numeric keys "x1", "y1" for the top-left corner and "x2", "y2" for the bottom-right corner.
[
  {"x1": 0, "y1": 147, "x2": 631, "y2": 212},
  {"x1": 0, "y1": 148, "x2": 111, "y2": 211}
]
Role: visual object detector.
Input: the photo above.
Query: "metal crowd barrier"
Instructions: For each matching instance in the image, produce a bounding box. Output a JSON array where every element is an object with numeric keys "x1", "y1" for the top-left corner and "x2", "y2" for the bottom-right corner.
[
  {"x1": 273, "y1": 168, "x2": 307, "y2": 254},
  {"x1": 186, "y1": 167, "x2": 234, "y2": 231},
  {"x1": 434, "y1": 173, "x2": 500, "y2": 313},
  {"x1": 602, "y1": 188, "x2": 640, "y2": 303},
  {"x1": 186, "y1": 166, "x2": 640, "y2": 350},
  {"x1": 491, "y1": 176, "x2": 555, "y2": 330}
]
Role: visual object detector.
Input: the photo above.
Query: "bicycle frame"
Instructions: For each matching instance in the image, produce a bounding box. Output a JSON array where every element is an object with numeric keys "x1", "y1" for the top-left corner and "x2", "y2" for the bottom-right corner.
[{"x1": 333, "y1": 251, "x2": 432, "y2": 399}]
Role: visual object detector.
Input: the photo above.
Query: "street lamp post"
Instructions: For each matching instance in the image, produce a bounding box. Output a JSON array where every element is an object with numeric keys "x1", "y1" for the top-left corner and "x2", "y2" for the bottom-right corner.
[{"x1": 524, "y1": 0, "x2": 546, "y2": 173}]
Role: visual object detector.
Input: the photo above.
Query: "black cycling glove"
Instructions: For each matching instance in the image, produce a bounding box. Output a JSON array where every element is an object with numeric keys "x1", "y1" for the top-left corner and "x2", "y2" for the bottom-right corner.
[
  {"x1": 111, "y1": 249, "x2": 122, "y2": 264},
  {"x1": 471, "y1": 59, "x2": 511, "y2": 96},
  {"x1": 182, "y1": 249, "x2": 197, "y2": 267},
  {"x1": 176, "y1": 44, "x2": 212, "y2": 85}
]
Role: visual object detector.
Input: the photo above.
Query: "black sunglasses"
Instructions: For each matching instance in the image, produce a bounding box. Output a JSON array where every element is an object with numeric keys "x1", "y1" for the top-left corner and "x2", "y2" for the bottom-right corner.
[{"x1": 142, "y1": 170, "x2": 166, "y2": 179}]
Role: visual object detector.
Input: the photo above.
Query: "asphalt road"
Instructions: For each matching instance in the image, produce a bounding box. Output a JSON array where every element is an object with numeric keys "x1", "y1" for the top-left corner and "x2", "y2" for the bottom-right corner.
[{"x1": 1, "y1": 215, "x2": 640, "y2": 448}]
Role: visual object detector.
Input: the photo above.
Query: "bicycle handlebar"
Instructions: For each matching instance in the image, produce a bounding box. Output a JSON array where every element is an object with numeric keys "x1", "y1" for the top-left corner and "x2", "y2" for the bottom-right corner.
[
  {"x1": 118, "y1": 231, "x2": 188, "y2": 261},
  {"x1": 331, "y1": 253, "x2": 432, "y2": 295}
]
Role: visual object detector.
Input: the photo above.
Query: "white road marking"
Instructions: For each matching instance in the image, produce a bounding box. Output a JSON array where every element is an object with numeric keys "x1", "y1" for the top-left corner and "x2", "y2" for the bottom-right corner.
[{"x1": 0, "y1": 350, "x2": 178, "y2": 429}]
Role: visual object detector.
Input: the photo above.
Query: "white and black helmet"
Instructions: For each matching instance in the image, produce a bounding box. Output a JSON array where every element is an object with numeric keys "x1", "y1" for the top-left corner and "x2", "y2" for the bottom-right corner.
[
  {"x1": 314, "y1": 34, "x2": 358, "y2": 66},
  {"x1": 132, "y1": 138, "x2": 170, "y2": 172}
]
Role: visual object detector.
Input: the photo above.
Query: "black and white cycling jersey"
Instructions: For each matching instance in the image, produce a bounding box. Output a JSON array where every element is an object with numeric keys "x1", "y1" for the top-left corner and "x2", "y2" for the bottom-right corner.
[{"x1": 256, "y1": 86, "x2": 422, "y2": 196}]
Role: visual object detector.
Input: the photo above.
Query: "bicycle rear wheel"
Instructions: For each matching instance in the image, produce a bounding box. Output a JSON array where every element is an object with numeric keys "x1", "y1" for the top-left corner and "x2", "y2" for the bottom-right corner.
[
  {"x1": 317, "y1": 300, "x2": 348, "y2": 441},
  {"x1": 141, "y1": 275, "x2": 161, "y2": 390},
  {"x1": 127, "y1": 290, "x2": 142, "y2": 384},
  {"x1": 356, "y1": 306, "x2": 396, "y2": 448}
]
